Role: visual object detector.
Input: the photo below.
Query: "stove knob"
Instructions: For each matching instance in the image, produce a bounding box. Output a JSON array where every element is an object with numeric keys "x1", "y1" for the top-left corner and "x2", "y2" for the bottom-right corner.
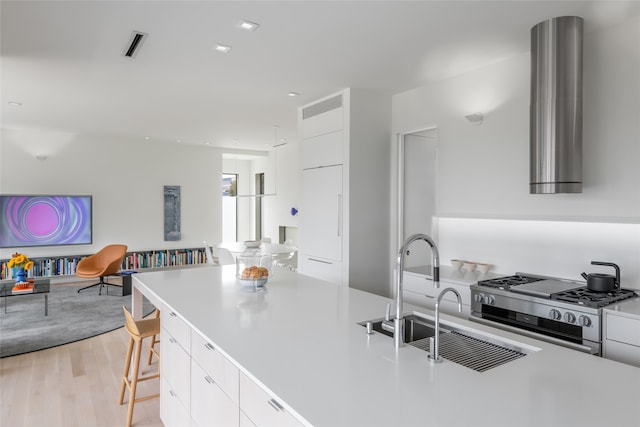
[
  {"x1": 484, "y1": 295, "x2": 496, "y2": 305},
  {"x1": 564, "y1": 312, "x2": 576, "y2": 324},
  {"x1": 578, "y1": 315, "x2": 591, "y2": 327},
  {"x1": 549, "y1": 309, "x2": 562, "y2": 321},
  {"x1": 474, "y1": 293, "x2": 485, "y2": 303}
]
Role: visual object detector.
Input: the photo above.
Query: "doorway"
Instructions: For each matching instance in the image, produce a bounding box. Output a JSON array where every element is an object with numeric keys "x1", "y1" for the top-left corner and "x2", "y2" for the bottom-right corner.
[
  {"x1": 254, "y1": 173, "x2": 264, "y2": 240},
  {"x1": 397, "y1": 128, "x2": 437, "y2": 268},
  {"x1": 222, "y1": 173, "x2": 238, "y2": 242}
]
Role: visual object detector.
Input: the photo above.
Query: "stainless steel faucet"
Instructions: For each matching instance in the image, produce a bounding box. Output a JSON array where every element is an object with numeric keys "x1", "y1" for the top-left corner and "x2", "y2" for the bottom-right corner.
[
  {"x1": 390, "y1": 233, "x2": 440, "y2": 349},
  {"x1": 429, "y1": 287, "x2": 462, "y2": 362}
]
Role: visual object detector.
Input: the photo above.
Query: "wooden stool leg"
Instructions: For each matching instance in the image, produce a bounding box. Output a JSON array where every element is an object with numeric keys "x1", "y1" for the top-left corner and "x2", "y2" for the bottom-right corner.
[
  {"x1": 147, "y1": 310, "x2": 160, "y2": 365},
  {"x1": 119, "y1": 336, "x2": 135, "y2": 405},
  {"x1": 126, "y1": 339, "x2": 142, "y2": 427}
]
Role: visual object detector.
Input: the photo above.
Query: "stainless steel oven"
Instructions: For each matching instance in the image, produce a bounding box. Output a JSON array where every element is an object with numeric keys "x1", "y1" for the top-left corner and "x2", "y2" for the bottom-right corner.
[{"x1": 469, "y1": 274, "x2": 637, "y2": 355}]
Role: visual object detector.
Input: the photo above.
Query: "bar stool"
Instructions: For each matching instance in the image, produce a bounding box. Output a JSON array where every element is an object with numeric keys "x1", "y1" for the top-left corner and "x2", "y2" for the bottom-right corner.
[{"x1": 119, "y1": 306, "x2": 160, "y2": 427}]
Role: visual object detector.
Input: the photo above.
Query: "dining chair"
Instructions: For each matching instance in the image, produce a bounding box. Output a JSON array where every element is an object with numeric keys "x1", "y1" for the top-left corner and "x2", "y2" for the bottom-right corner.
[{"x1": 215, "y1": 247, "x2": 235, "y2": 265}]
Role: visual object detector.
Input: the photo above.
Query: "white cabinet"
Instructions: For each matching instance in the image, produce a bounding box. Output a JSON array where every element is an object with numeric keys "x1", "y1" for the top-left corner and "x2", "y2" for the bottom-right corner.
[
  {"x1": 160, "y1": 306, "x2": 191, "y2": 427},
  {"x1": 401, "y1": 271, "x2": 471, "y2": 318},
  {"x1": 239, "y1": 372, "x2": 304, "y2": 427},
  {"x1": 191, "y1": 362, "x2": 239, "y2": 426},
  {"x1": 298, "y1": 88, "x2": 390, "y2": 294},
  {"x1": 161, "y1": 377, "x2": 191, "y2": 427},
  {"x1": 301, "y1": 165, "x2": 342, "y2": 261},
  {"x1": 300, "y1": 254, "x2": 343, "y2": 284},
  {"x1": 159, "y1": 305, "x2": 307, "y2": 427},
  {"x1": 603, "y1": 309, "x2": 640, "y2": 367},
  {"x1": 190, "y1": 330, "x2": 240, "y2": 426},
  {"x1": 301, "y1": 130, "x2": 343, "y2": 169}
]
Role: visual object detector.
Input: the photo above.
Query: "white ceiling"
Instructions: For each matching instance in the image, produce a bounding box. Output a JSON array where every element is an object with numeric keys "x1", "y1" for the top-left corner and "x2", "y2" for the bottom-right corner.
[{"x1": 2, "y1": 1, "x2": 639, "y2": 152}]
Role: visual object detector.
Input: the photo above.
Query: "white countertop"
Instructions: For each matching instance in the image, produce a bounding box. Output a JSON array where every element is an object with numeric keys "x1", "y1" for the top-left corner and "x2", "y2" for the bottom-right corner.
[
  {"x1": 604, "y1": 295, "x2": 640, "y2": 318},
  {"x1": 134, "y1": 266, "x2": 640, "y2": 427}
]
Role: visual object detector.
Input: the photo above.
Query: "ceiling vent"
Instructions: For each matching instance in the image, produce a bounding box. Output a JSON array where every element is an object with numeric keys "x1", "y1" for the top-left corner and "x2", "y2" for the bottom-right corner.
[
  {"x1": 124, "y1": 31, "x2": 147, "y2": 58},
  {"x1": 530, "y1": 16, "x2": 583, "y2": 194}
]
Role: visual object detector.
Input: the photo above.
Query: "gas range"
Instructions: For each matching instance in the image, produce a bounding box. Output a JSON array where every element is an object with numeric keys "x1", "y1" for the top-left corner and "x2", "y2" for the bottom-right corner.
[{"x1": 470, "y1": 273, "x2": 638, "y2": 355}]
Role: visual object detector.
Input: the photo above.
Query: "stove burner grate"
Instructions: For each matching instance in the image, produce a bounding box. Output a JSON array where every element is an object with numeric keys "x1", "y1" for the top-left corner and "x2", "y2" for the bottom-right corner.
[
  {"x1": 551, "y1": 288, "x2": 638, "y2": 308},
  {"x1": 476, "y1": 274, "x2": 543, "y2": 290}
]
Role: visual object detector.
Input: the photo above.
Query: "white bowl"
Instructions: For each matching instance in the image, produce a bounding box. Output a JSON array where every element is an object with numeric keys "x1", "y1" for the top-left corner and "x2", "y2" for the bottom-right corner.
[
  {"x1": 462, "y1": 262, "x2": 477, "y2": 272},
  {"x1": 244, "y1": 240, "x2": 261, "y2": 248},
  {"x1": 450, "y1": 259, "x2": 464, "y2": 270},
  {"x1": 476, "y1": 263, "x2": 493, "y2": 274}
]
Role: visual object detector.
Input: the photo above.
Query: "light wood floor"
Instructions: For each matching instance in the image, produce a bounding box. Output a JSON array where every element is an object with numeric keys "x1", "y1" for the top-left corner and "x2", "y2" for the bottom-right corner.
[{"x1": 0, "y1": 285, "x2": 163, "y2": 427}]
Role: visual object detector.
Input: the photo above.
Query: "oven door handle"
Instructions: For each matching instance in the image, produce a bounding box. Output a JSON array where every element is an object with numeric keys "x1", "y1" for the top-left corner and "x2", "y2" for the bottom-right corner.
[{"x1": 469, "y1": 315, "x2": 599, "y2": 355}]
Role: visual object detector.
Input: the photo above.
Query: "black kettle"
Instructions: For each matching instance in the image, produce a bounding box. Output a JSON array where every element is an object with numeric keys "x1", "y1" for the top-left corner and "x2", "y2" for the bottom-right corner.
[{"x1": 581, "y1": 261, "x2": 620, "y2": 292}]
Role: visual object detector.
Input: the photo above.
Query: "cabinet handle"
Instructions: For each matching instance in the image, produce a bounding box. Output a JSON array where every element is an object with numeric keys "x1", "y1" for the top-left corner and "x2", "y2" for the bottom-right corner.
[
  {"x1": 308, "y1": 257, "x2": 332, "y2": 265},
  {"x1": 169, "y1": 389, "x2": 177, "y2": 398},
  {"x1": 204, "y1": 342, "x2": 215, "y2": 351},
  {"x1": 267, "y1": 398, "x2": 284, "y2": 412},
  {"x1": 204, "y1": 376, "x2": 215, "y2": 385},
  {"x1": 337, "y1": 194, "x2": 342, "y2": 237},
  {"x1": 169, "y1": 312, "x2": 177, "y2": 317},
  {"x1": 169, "y1": 337, "x2": 177, "y2": 344}
]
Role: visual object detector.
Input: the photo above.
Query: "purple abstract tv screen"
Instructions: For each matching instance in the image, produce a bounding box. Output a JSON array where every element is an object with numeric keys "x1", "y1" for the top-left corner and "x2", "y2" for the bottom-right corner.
[{"x1": 0, "y1": 195, "x2": 92, "y2": 248}]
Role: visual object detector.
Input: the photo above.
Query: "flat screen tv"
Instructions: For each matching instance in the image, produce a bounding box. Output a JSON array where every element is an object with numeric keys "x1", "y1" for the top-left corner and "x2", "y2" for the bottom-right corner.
[{"x1": 0, "y1": 195, "x2": 93, "y2": 248}]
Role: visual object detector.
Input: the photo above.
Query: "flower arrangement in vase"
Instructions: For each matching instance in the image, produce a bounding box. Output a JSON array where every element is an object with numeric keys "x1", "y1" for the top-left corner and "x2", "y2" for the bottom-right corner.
[{"x1": 8, "y1": 252, "x2": 34, "y2": 292}]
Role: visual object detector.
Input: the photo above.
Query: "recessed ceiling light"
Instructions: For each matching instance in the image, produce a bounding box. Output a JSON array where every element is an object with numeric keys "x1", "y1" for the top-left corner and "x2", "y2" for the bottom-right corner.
[
  {"x1": 144, "y1": 136, "x2": 151, "y2": 140},
  {"x1": 215, "y1": 44, "x2": 232, "y2": 53},
  {"x1": 238, "y1": 20, "x2": 260, "y2": 32},
  {"x1": 8, "y1": 101, "x2": 22, "y2": 107},
  {"x1": 288, "y1": 92, "x2": 300, "y2": 97},
  {"x1": 177, "y1": 139, "x2": 182, "y2": 143}
]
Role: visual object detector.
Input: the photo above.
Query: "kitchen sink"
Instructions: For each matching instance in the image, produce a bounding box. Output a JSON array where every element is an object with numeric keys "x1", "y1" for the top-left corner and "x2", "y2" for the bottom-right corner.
[
  {"x1": 359, "y1": 314, "x2": 443, "y2": 343},
  {"x1": 359, "y1": 312, "x2": 537, "y2": 372}
]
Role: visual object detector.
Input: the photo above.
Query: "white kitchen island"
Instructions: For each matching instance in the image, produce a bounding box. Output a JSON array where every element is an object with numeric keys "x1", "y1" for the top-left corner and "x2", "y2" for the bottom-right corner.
[{"x1": 133, "y1": 266, "x2": 640, "y2": 427}]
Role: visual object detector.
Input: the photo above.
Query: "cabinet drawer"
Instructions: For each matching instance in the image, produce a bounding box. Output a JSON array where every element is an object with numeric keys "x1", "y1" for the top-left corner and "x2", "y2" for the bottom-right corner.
[
  {"x1": 162, "y1": 304, "x2": 191, "y2": 351},
  {"x1": 606, "y1": 314, "x2": 640, "y2": 346},
  {"x1": 402, "y1": 272, "x2": 432, "y2": 294},
  {"x1": 301, "y1": 256, "x2": 342, "y2": 285},
  {"x1": 191, "y1": 330, "x2": 239, "y2": 404},
  {"x1": 403, "y1": 290, "x2": 434, "y2": 310},
  {"x1": 302, "y1": 130, "x2": 343, "y2": 169},
  {"x1": 239, "y1": 372, "x2": 304, "y2": 427},
  {"x1": 402, "y1": 290, "x2": 469, "y2": 318},
  {"x1": 604, "y1": 339, "x2": 640, "y2": 367},
  {"x1": 191, "y1": 361, "x2": 239, "y2": 427},
  {"x1": 161, "y1": 327, "x2": 191, "y2": 410},
  {"x1": 160, "y1": 378, "x2": 190, "y2": 427}
]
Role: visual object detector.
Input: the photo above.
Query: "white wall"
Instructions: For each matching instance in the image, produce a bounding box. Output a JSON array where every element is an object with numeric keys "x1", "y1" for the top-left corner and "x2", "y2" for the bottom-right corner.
[
  {"x1": 263, "y1": 142, "x2": 300, "y2": 244},
  {"x1": 391, "y1": 16, "x2": 640, "y2": 288},
  {"x1": 0, "y1": 129, "x2": 223, "y2": 259},
  {"x1": 222, "y1": 157, "x2": 252, "y2": 241},
  {"x1": 221, "y1": 142, "x2": 300, "y2": 244}
]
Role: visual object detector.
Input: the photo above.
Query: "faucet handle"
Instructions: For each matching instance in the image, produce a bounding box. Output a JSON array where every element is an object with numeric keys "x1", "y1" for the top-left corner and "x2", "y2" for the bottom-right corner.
[{"x1": 385, "y1": 303, "x2": 391, "y2": 321}]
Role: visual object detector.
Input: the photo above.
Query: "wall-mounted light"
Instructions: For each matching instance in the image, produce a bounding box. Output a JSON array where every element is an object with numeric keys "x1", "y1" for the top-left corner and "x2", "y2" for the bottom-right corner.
[{"x1": 465, "y1": 113, "x2": 483, "y2": 125}]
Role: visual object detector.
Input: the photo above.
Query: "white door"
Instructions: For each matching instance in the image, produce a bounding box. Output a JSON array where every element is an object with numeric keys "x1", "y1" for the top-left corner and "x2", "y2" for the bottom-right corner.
[{"x1": 301, "y1": 165, "x2": 342, "y2": 261}]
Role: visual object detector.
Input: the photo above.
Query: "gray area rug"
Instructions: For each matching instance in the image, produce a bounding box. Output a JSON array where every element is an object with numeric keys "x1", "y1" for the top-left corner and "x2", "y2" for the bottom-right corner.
[{"x1": 0, "y1": 283, "x2": 154, "y2": 358}]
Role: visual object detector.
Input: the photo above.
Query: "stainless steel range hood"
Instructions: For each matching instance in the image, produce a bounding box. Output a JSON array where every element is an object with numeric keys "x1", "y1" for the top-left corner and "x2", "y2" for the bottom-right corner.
[{"x1": 530, "y1": 16, "x2": 583, "y2": 194}]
